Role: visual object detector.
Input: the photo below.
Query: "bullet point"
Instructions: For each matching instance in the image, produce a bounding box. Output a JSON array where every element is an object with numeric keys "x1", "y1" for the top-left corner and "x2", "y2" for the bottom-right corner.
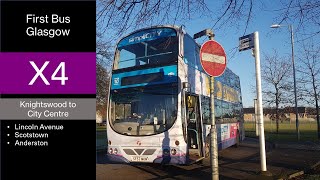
[
  {"x1": 7, "y1": 142, "x2": 10, "y2": 145},
  {"x1": 7, "y1": 134, "x2": 10, "y2": 137},
  {"x1": 7, "y1": 126, "x2": 10, "y2": 128}
]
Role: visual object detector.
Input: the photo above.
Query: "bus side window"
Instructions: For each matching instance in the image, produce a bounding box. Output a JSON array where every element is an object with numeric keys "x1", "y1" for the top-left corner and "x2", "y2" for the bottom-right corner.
[{"x1": 184, "y1": 35, "x2": 197, "y2": 66}]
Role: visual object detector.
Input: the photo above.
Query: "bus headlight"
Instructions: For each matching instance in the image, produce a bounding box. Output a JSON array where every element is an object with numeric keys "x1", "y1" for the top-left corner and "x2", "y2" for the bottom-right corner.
[
  {"x1": 114, "y1": 148, "x2": 118, "y2": 154},
  {"x1": 109, "y1": 148, "x2": 113, "y2": 154},
  {"x1": 171, "y1": 149, "x2": 177, "y2": 155}
]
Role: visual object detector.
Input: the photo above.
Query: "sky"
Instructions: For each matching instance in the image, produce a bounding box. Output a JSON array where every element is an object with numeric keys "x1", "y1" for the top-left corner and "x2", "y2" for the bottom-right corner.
[
  {"x1": 179, "y1": 1, "x2": 317, "y2": 108},
  {"x1": 100, "y1": 1, "x2": 319, "y2": 108}
]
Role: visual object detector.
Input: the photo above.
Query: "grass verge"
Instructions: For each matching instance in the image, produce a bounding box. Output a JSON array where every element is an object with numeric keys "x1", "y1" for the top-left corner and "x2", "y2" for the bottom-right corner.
[{"x1": 245, "y1": 121, "x2": 319, "y2": 142}]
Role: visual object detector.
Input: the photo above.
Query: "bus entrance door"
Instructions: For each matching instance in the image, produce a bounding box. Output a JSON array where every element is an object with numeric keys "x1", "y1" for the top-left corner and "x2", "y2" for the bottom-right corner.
[{"x1": 186, "y1": 94, "x2": 205, "y2": 163}]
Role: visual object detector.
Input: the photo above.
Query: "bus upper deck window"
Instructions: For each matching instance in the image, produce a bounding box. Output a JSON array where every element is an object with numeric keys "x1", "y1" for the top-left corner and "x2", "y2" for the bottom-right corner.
[{"x1": 114, "y1": 28, "x2": 178, "y2": 70}]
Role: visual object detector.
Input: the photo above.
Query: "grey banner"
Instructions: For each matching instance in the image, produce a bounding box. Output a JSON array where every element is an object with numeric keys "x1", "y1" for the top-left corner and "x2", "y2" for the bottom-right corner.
[
  {"x1": 0, "y1": 98, "x2": 96, "y2": 120},
  {"x1": 0, "y1": 121, "x2": 1, "y2": 178},
  {"x1": 0, "y1": 1, "x2": 1, "y2": 51}
]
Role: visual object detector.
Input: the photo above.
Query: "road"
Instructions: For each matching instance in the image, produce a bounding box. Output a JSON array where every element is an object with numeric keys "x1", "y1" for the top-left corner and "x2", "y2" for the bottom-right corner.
[
  {"x1": 97, "y1": 138, "x2": 320, "y2": 179},
  {"x1": 96, "y1": 144, "x2": 264, "y2": 180}
]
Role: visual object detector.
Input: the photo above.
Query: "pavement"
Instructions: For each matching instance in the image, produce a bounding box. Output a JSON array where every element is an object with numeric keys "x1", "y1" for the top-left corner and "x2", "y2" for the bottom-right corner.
[
  {"x1": 233, "y1": 138, "x2": 320, "y2": 179},
  {"x1": 96, "y1": 137, "x2": 320, "y2": 180}
]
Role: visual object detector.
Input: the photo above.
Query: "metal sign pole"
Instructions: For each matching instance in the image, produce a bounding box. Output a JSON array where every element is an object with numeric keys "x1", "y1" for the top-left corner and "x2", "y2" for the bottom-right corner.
[
  {"x1": 208, "y1": 35, "x2": 219, "y2": 180},
  {"x1": 210, "y1": 76, "x2": 219, "y2": 180},
  {"x1": 239, "y1": 31, "x2": 270, "y2": 176},
  {"x1": 253, "y1": 32, "x2": 267, "y2": 172},
  {"x1": 254, "y1": 99, "x2": 259, "y2": 136},
  {"x1": 197, "y1": 29, "x2": 224, "y2": 180}
]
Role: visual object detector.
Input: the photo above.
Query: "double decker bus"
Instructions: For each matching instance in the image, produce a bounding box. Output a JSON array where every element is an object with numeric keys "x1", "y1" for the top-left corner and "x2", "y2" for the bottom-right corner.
[{"x1": 107, "y1": 25, "x2": 244, "y2": 164}]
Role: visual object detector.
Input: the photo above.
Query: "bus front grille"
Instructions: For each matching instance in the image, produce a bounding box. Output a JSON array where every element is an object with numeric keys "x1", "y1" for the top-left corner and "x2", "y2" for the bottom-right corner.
[
  {"x1": 143, "y1": 149, "x2": 156, "y2": 155},
  {"x1": 123, "y1": 149, "x2": 136, "y2": 155},
  {"x1": 123, "y1": 148, "x2": 156, "y2": 155}
]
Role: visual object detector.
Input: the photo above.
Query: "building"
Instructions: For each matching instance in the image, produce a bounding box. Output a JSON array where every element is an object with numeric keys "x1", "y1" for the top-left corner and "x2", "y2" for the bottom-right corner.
[{"x1": 243, "y1": 107, "x2": 313, "y2": 122}]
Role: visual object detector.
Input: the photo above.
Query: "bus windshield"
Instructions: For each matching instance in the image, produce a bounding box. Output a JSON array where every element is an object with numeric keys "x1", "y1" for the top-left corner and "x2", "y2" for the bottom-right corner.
[
  {"x1": 114, "y1": 28, "x2": 178, "y2": 70},
  {"x1": 109, "y1": 84, "x2": 178, "y2": 136}
]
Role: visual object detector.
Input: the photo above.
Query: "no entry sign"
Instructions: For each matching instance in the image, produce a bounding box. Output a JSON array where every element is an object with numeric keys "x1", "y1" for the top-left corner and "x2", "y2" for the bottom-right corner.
[{"x1": 200, "y1": 40, "x2": 227, "y2": 77}]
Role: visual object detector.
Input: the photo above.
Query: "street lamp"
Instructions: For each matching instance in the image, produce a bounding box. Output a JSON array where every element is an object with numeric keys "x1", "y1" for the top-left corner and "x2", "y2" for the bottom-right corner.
[{"x1": 270, "y1": 24, "x2": 300, "y2": 140}]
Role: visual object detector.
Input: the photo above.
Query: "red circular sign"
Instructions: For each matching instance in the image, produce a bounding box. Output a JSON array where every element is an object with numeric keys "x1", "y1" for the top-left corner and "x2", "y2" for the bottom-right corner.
[{"x1": 200, "y1": 40, "x2": 227, "y2": 77}]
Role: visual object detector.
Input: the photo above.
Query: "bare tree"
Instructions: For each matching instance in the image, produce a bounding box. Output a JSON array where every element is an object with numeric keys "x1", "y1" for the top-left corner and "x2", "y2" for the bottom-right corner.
[
  {"x1": 96, "y1": 62, "x2": 110, "y2": 116},
  {"x1": 273, "y1": 0, "x2": 320, "y2": 37},
  {"x1": 210, "y1": 0, "x2": 255, "y2": 34},
  {"x1": 96, "y1": 32, "x2": 113, "y2": 118},
  {"x1": 261, "y1": 50, "x2": 293, "y2": 133},
  {"x1": 97, "y1": 32, "x2": 114, "y2": 67},
  {"x1": 96, "y1": 63, "x2": 109, "y2": 103},
  {"x1": 95, "y1": 0, "x2": 320, "y2": 121},
  {"x1": 97, "y1": 0, "x2": 211, "y2": 36},
  {"x1": 297, "y1": 41, "x2": 320, "y2": 138},
  {"x1": 97, "y1": 1, "x2": 320, "y2": 37}
]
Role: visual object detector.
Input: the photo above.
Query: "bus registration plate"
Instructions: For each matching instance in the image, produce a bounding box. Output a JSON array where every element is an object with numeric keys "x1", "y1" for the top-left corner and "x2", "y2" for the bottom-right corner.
[{"x1": 131, "y1": 156, "x2": 149, "y2": 162}]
